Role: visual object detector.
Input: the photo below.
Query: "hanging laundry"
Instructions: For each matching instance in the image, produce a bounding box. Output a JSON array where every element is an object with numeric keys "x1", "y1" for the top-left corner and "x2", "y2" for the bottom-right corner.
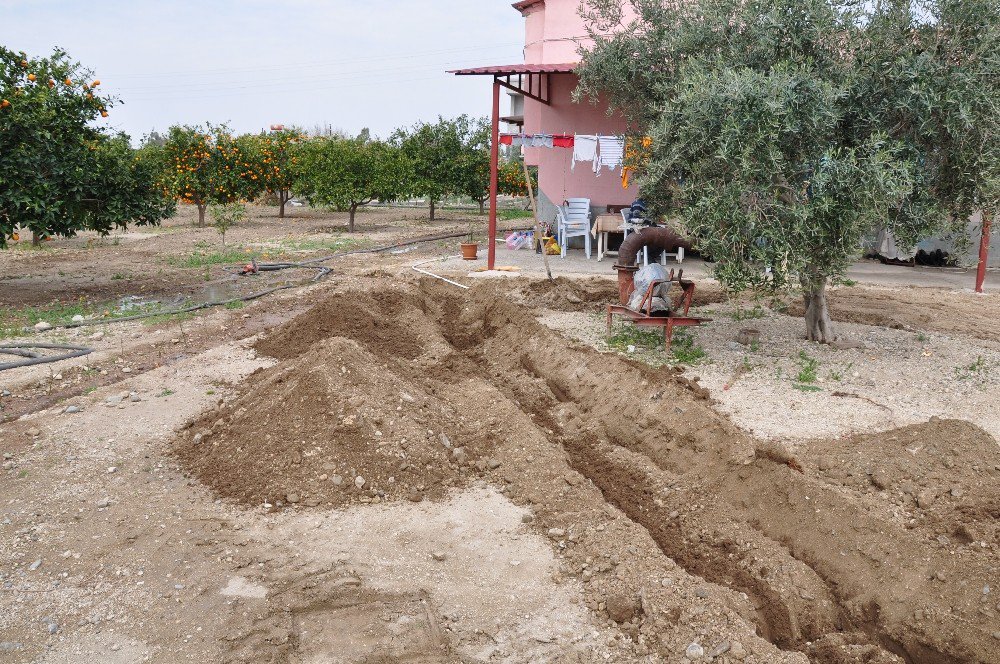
[
  {"x1": 529, "y1": 134, "x2": 554, "y2": 148},
  {"x1": 553, "y1": 135, "x2": 575, "y2": 148},
  {"x1": 572, "y1": 135, "x2": 598, "y2": 171},
  {"x1": 500, "y1": 135, "x2": 514, "y2": 145},
  {"x1": 595, "y1": 136, "x2": 625, "y2": 175}
]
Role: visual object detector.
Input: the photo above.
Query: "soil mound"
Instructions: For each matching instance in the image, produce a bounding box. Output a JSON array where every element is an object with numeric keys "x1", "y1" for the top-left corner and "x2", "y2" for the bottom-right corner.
[
  {"x1": 254, "y1": 290, "x2": 425, "y2": 361},
  {"x1": 511, "y1": 276, "x2": 725, "y2": 311},
  {"x1": 175, "y1": 279, "x2": 1000, "y2": 664},
  {"x1": 785, "y1": 286, "x2": 1000, "y2": 343}
]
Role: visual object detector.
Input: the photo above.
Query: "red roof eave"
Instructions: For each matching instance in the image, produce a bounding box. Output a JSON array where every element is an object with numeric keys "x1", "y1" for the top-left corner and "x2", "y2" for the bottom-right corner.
[
  {"x1": 512, "y1": 0, "x2": 544, "y2": 12},
  {"x1": 449, "y1": 63, "x2": 578, "y2": 76}
]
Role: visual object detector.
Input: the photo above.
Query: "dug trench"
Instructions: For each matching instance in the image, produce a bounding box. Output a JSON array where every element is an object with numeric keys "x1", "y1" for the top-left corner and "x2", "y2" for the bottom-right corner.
[{"x1": 174, "y1": 278, "x2": 999, "y2": 663}]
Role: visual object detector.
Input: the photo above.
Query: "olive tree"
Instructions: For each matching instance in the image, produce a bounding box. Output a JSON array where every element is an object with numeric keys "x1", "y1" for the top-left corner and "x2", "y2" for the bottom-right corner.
[{"x1": 578, "y1": 0, "x2": 999, "y2": 342}]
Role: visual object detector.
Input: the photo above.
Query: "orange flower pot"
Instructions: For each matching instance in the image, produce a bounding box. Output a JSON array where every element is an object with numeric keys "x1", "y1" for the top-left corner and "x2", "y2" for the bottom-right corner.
[{"x1": 460, "y1": 242, "x2": 479, "y2": 261}]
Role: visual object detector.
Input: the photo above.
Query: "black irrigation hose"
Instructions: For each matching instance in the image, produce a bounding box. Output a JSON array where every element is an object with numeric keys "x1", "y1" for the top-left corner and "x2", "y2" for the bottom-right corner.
[
  {"x1": 7, "y1": 230, "x2": 472, "y2": 340},
  {"x1": 0, "y1": 231, "x2": 473, "y2": 371},
  {"x1": 0, "y1": 343, "x2": 93, "y2": 371}
]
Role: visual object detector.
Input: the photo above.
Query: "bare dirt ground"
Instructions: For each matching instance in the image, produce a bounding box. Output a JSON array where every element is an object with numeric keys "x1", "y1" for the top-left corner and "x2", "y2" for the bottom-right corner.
[{"x1": 2, "y1": 206, "x2": 998, "y2": 664}]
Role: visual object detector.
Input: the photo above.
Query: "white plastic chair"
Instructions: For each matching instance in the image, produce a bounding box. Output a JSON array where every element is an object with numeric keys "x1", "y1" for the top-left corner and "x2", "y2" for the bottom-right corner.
[
  {"x1": 557, "y1": 198, "x2": 592, "y2": 259},
  {"x1": 621, "y1": 209, "x2": 685, "y2": 265}
]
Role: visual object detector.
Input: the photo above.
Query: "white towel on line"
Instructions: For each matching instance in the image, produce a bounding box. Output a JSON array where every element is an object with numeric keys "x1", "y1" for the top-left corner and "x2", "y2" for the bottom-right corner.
[
  {"x1": 595, "y1": 136, "x2": 625, "y2": 175},
  {"x1": 572, "y1": 134, "x2": 598, "y2": 171}
]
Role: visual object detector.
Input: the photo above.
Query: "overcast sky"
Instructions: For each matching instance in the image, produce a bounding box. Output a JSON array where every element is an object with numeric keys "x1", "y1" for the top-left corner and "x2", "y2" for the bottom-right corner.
[{"x1": 2, "y1": 0, "x2": 526, "y2": 141}]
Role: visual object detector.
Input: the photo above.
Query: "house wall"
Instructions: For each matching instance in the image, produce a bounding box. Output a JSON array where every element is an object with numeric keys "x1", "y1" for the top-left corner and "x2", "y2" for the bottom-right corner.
[
  {"x1": 522, "y1": 0, "x2": 636, "y2": 64},
  {"x1": 917, "y1": 212, "x2": 1000, "y2": 268},
  {"x1": 522, "y1": 73, "x2": 638, "y2": 224}
]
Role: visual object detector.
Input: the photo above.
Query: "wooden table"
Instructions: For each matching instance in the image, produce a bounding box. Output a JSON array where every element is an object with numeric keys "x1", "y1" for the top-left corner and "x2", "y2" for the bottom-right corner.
[{"x1": 592, "y1": 214, "x2": 625, "y2": 262}]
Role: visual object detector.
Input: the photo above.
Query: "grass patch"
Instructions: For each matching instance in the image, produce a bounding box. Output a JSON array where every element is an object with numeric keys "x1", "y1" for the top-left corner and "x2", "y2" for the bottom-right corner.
[
  {"x1": 607, "y1": 324, "x2": 664, "y2": 352},
  {"x1": 670, "y1": 328, "x2": 708, "y2": 364},
  {"x1": 498, "y1": 208, "x2": 535, "y2": 221},
  {"x1": 793, "y1": 384, "x2": 824, "y2": 393},
  {"x1": 272, "y1": 237, "x2": 366, "y2": 253},
  {"x1": 167, "y1": 249, "x2": 254, "y2": 269},
  {"x1": 729, "y1": 303, "x2": 766, "y2": 321},
  {"x1": 224, "y1": 300, "x2": 246, "y2": 310},
  {"x1": 0, "y1": 300, "x2": 100, "y2": 339},
  {"x1": 795, "y1": 351, "x2": 820, "y2": 383},
  {"x1": 140, "y1": 310, "x2": 196, "y2": 326},
  {"x1": 955, "y1": 356, "x2": 990, "y2": 382}
]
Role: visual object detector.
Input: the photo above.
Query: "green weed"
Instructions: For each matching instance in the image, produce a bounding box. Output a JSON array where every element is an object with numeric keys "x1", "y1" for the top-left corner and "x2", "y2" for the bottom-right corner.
[
  {"x1": 167, "y1": 249, "x2": 254, "y2": 269},
  {"x1": 607, "y1": 324, "x2": 664, "y2": 351},
  {"x1": 729, "y1": 304, "x2": 766, "y2": 321},
  {"x1": 271, "y1": 237, "x2": 366, "y2": 253},
  {"x1": 795, "y1": 351, "x2": 820, "y2": 383},
  {"x1": 498, "y1": 208, "x2": 535, "y2": 221},
  {"x1": 793, "y1": 384, "x2": 823, "y2": 393},
  {"x1": 955, "y1": 356, "x2": 990, "y2": 382},
  {"x1": 224, "y1": 300, "x2": 246, "y2": 310},
  {"x1": 670, "y1": 329, "x2": 708, "y2": 364}
]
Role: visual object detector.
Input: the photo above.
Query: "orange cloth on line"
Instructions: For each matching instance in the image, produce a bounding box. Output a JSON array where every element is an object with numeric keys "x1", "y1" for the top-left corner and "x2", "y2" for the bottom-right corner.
[{"x1": 622, "y1": 136, "x2": 652, "y2": 189}]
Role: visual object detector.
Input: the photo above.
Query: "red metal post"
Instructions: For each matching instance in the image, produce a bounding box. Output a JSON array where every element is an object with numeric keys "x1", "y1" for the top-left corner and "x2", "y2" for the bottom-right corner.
[
  {"x1": 488, "y1": 79, "x2": 501, "y2": 271},
  {"x1": 975, "y1": 211, "x2": 992, "y2": 293}
]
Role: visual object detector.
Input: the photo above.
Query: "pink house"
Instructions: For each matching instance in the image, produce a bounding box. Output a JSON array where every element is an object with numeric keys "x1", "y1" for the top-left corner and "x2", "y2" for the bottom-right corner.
[{"x1": 452, "y1": 0, "x2": 638, "y2": 269}]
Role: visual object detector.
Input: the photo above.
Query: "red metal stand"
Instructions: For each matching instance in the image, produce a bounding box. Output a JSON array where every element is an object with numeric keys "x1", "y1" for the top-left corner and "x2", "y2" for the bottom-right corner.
[
  {"x1": 975, "y1": 211, "x2": 992, "y2": 293},
  {"x1": 488, "y1": 80, "x2": 500, "y2": 271},
  {"x1": 607, "y1": 269, "x2": 711, "y2": 347}
]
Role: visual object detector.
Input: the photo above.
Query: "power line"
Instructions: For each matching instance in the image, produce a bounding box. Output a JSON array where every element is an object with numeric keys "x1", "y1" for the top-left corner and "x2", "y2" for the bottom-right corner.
[{"x1": 102, "y1": 42, "x2": 522, "y2": 80}]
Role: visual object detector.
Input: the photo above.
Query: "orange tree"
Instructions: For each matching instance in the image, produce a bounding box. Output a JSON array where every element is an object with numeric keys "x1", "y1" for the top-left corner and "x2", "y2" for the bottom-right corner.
[
  {"x1": 162, "y1": 124, "x2": 260, "y2": 226},
  {"x1": 241, "y1": 129, "x2": 303, "y2": 218},
  {"x1": 296, "y1": 136, "x2": 410, "y2": 232},
  {"x1": 1, "y1": 47, "x2": 170, "y2": 247}
]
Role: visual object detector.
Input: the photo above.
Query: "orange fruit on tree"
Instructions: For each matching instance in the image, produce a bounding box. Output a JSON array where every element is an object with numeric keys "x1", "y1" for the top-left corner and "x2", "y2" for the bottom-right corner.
[
  {"x1": 27, "y1": 73, "x2": 36, "y2": 81},
  {"x1": 100, "y1": 110, "x2": 108, "y2": 118},
  {"x1": 92, "y1": 80, "x2": 100, "y2": 87},
  {"x1": 48, "y1": 79, "x2": 55, "y2": 88},
  {"x1": 20, "y1": 60, "x2": 27, "y2": 67},
  {"x1": 11, "y1": 233, "x2": 19, "y2": 241},
  {"x1": 1, "y1": 99, "x2": 10, "y2": 109},
  {"x1": 64, "y1": 77, "x2": 72, "y2": 85}
]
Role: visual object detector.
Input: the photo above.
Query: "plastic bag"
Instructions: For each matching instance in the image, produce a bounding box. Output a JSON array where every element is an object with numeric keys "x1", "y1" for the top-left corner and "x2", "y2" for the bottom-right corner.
[
  {"x1": 505, "y1": 231, "x2": 533, "y2": 250},
  {"x1": 628, "y1": 263, "x2": 673, "y2": 312}
]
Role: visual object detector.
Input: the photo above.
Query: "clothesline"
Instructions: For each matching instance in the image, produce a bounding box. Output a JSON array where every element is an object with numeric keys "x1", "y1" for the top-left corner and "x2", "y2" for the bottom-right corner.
[
  {"x1": 500, "y1": 133, "x2": 627, "y2": 174},
  {"x1": 499, "y1": 133, "x2": 576, "y2": 148}
]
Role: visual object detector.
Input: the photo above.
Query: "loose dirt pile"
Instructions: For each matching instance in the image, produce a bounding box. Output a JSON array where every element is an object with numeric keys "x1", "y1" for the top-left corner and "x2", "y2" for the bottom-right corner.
[
  {"x1": 175, "y1": 278, "x2": 1000, "y2": 663},
  {"x1": 511, "y1": 275, "x2": 725, "y2": 311},
  {"x1": 784, "y1": 286, "x2": 1000, "y2": 344}
]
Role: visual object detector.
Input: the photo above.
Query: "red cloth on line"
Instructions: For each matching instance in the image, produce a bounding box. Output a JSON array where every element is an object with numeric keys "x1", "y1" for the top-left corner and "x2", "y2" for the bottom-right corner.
[
  {"x1": 553, "y1": 136, "x2": 574, "y2": 148},
  {"x1": 500, "y1": 135, "x2": 513, "y2": 145}
]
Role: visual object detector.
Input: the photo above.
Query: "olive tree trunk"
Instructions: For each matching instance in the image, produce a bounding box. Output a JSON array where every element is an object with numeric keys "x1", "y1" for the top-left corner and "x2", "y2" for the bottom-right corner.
[{"x1": 801, "y1": 274, "x2": 835, "y2": 343}]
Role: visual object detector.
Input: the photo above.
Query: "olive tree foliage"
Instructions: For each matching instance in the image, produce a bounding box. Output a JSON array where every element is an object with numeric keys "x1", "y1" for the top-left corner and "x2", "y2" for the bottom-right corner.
[{"x1": 577, "y1": 0, "x2": 999, "y2": 342}]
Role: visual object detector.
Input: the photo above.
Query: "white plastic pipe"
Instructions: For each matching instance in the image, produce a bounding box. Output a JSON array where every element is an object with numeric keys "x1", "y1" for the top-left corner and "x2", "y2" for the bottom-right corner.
[{"x1": 412, "y1": 256, "x2": 470, "y2": 290}]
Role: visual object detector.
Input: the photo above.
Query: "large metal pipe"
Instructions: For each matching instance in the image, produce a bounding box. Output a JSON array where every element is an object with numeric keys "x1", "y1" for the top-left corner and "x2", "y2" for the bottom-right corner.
[{"x1": 617, "y1": 227, "x2": 692, "y2": 267}]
